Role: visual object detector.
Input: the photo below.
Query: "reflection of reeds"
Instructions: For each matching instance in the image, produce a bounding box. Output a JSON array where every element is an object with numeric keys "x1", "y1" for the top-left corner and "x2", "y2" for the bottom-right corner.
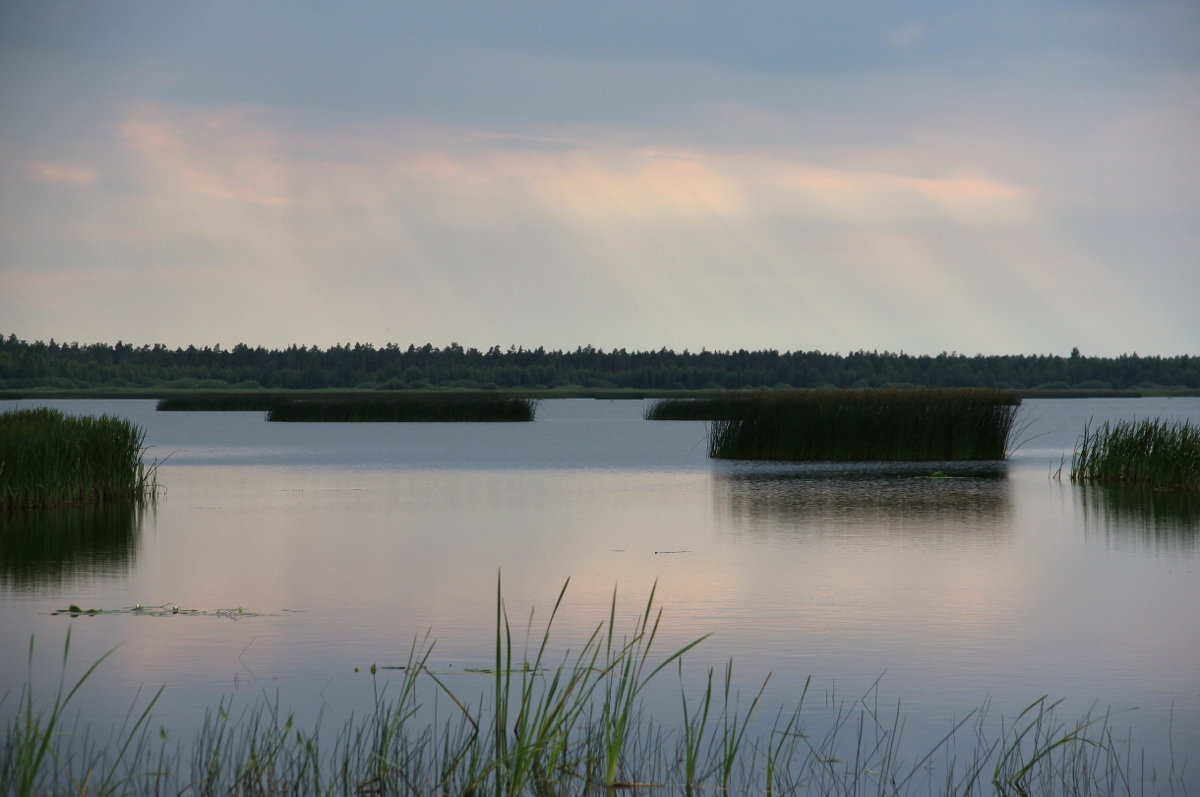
[
  {"x1": 0, "y1": 504, "x2": 144, "y2": 589},
  {"x1": 1076, "y1": 483, "x2": 1199, "y2": 553},
  {"x1": 265, "y1": 394, "x2": 538, "y2": 422},
  {"x1": 0, "y1": 408, "x2": 157, "y2": 508},
  {"x1": 698, "y1": 389, "x2": 1019, "y2": 461},
  {"x1": 5, "y1": 581, "x2": 1170, "y2": 795},
  {"x1": 1071, "y1": 418, "x2": 1200, "y2": 490},
  {"x1": 713, "y1": 464, "x2": 1011, "y2": 541}
]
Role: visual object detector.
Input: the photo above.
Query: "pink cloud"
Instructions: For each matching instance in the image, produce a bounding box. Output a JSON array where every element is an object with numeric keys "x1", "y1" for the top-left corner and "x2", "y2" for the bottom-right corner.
[{"x1": 28, "y1": 161, "x2": 99, "y2": 184}]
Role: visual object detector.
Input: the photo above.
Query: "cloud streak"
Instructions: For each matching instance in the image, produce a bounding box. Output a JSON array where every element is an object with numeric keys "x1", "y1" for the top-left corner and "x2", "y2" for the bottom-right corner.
[
  {"x1": 27, "y1": 161, "x2": 98, "y2": 184},
  {"x1": 1, "y1": 1, "x2": 1196, "y2": 355}
]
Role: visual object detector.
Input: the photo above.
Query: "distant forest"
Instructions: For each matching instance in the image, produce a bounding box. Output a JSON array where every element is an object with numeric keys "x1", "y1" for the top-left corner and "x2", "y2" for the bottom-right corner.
[{"x1": 2, "y1": 335, "x2": 1198, "y2": 393}]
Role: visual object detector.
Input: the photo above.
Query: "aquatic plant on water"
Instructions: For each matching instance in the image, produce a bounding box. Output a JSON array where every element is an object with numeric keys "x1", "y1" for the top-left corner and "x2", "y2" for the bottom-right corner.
[
  {"x1": 696, "y1": 388, "x2": 1020, "y2": 461},
  {"x1": 0, "y1": 408, "x2": 158, "y2": 509},
  {"x1": 156, "y1": 393, "x2": 289, "y2": 412},
  {"x1": 2, "y1": 578, "x2": 1181, "y2": 796},
  {"x1": 1070, "y1": 417, "x2": 1200, "y2": 490},
  {"x1": 265, "y1": 393, "x2": 538, "y2": 422}
]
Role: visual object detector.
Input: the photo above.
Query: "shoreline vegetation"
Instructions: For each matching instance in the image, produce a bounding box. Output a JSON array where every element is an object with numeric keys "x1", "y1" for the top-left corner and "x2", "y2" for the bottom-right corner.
[
  {"x1": 650, "y1": 389, "x2": 1021, "y2": 461},
  {"x1": 1070, "y1": 418, "x2": 1200, "y2": 491},
  {"x1": 4, "y1": 581, "x2": 1183, "y2": 797},
  {"x1": 3, "y1": 386, "x2": 1182, "y2": 402},
  {"x1": 3, "y1": 335, "x2": 1198, "y2": 395},
  {"x1": 0, "y1": 408, "x2": 157, "y2": 509}
]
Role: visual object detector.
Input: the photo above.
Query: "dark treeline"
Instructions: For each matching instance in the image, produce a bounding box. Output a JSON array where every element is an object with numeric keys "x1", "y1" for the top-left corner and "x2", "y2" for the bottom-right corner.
[{"x1": 2, "y1": 335, "x2": 1198, "y2": 392}]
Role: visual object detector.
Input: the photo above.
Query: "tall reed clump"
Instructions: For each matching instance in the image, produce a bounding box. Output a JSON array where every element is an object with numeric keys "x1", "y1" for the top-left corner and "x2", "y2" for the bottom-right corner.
[
  {"x1": 265, "y1": 394, "x2": 538, "y2": 422},
  {"x1": 706, "y1": 388, "x2": 1021, "y2": 461},
  {"x1": 0, "y1": 408, "x2": 157, "y2": 509},
  {"x1": 2, "y1": 580, "x2": 1179, "y2": 796},
  {"x1": 1070, "y1": 417, "x2": 1200, "y2": 490}
]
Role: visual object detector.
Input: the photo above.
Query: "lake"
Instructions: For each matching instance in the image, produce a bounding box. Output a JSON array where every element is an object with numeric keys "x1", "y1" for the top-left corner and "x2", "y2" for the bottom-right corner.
[{"x1": 2, "y1": 396, "x2": 1198, "y2": 791}]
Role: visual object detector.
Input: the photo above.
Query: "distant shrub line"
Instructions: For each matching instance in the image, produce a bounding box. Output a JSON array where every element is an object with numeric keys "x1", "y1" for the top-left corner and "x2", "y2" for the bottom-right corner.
[{"x1": 4, "y1": 335, "x2": 1198, "y2": 391}]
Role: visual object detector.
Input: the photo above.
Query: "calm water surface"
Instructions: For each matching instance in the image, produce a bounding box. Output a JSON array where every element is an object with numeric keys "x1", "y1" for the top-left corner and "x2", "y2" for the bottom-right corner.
[{"x1": 2, "y1": 397, "x2": 1198, "y2": 783}]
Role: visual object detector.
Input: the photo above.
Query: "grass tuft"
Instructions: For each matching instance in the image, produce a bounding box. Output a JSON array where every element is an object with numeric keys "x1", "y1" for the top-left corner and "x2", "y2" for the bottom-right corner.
[
  {"x1": 1070, "y1": 417, "x2": 1200, "y2": 490},
  {"x1": 0, "y1": 408, "x2": 158, "y2": 508}
]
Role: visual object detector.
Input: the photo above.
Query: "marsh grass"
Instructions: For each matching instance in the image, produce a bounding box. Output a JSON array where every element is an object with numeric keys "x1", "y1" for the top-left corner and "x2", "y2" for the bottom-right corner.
[
  {"x1": 2, "y1": 629, "x2": 162, "y2": 797},
  {"x1": 1071, "y1": 417, "x2": 1200, "y2": 490},
  {"x1": 264, "y1": 394, "x2": 538, "y2": 422},
  {"x1": 2, "y1": 580, "x2": 1181, "y2": 796},
  {"x1": 0, "y1": 407, "x2": 157, "y2": 508},
  {"x1": 700, "y1": 388, "x2": 1021, "y2": 461}
]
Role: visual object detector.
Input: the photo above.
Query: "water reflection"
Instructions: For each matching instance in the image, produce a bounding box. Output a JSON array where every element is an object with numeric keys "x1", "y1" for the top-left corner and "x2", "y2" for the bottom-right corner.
[
  {"x1": 0, "y1": 503, "x2": 145, "y2": 590},
  {"x1": 1076, "y1": 484, "x2": 1199, "y2": 554},
  {"x1": 713, "y1": 461, "x2": 1012, "y2": 544}
]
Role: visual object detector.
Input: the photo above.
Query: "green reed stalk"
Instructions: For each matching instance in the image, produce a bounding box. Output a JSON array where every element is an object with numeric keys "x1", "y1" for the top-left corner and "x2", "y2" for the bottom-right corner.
[
  {"x1": 991, "y1": 696, "x2": 1102, "y2": 797},
  {"x1": 717, "y1": 659, "x2": 769, "y2": 789},
  {"x1": 678, "y1": 661, "x2": 714, "y2": 789},
  {"x1": 5, "y1": 630, "x2": 160, "y2": 797},
  {"x1": 764, "y1": 681, "x2": 808, "y2": 797},
  {"x1": 599, "y1": 582, "x2": 708, "y2": 787}
]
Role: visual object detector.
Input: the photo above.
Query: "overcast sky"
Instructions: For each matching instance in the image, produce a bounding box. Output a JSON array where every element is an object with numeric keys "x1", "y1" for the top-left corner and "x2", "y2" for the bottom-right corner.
[{"x1": 2, "y1": 1, "x2": 1197, "y2": 356}]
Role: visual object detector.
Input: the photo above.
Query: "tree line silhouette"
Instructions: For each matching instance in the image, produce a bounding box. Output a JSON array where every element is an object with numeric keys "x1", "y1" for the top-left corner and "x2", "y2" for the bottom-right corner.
[{"x1": 2, "y1": 335, "x2": 1197, "y2": 392}]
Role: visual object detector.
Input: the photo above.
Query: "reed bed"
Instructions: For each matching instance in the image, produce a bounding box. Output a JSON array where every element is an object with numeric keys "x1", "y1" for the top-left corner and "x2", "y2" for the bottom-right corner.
[
  {"x1": 644, "y1": 395, "x2": 754, "y2": 421},
  {"x1": 702, "y1": 388, "x2": 1020, "y2": 461},
  {"x1": 264, "y1": 394, "x2": 538, "y2": 422},
  {"x1": 156, "y1": 393, "x2": 289, "y2": 411},
  {"x1": 0, "y1": 408, "x2": 157, "y2": 508},
  {"x1": 1070, "y1": 417, "x2": 1200, "y2": 491},
  {"x1": 3, "y1": 579, "x2": 1178, "y2": 797}
]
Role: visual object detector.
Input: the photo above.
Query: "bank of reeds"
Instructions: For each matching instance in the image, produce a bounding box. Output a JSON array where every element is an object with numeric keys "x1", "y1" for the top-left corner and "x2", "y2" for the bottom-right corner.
[
  {"x1": 644, "y1": 395, "x2": 753, "y2": 421},
  {"x1": 156, "y1": 393, "x2": 288, "y2": 411},
  {"x1": 264, "y1": 393, "x2": 538, "y2": 422},
  {"x1": 3, "y1": 579, "x2": 1179, "y2": 797},
  {"x1": 699, "y1": 388, "x2": 1020, "y2": 461},
  {"x1": 1070, "y1": 417, "x2": 1200, "y2": 490},
  {"x1": 0, "y1": 408, "x2": 157, "y2": 508}
]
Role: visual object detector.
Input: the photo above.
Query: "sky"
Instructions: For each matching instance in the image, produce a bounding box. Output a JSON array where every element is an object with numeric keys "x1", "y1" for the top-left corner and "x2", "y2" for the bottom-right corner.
[{"x1": 1, "y1": 1, "x2": 1197, "y2": 357}]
